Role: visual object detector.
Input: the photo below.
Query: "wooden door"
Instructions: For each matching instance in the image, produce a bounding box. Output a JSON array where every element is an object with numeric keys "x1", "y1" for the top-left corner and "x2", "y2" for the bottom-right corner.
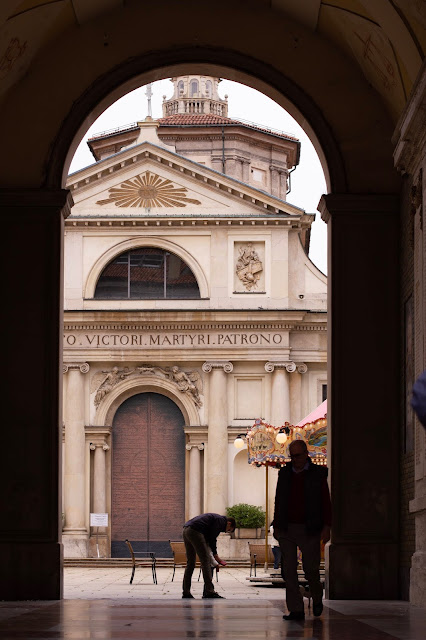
[{"x1": 111, "y1": 393, "x2": 185, "y2": 556}]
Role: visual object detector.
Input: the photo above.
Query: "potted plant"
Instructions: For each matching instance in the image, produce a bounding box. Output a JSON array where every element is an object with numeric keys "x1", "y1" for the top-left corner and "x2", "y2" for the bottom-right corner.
[{"x1": 226, "y1": 503, "x2": 265, "y2": 539}]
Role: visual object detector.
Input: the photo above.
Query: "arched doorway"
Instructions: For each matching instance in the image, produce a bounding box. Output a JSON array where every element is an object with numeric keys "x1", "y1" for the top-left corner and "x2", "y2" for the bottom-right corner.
[
  {"x1": 0, "y1": 0, "x2": 413, "y2": 601},
  {"x1": 111, "y1": 393, "x2": 185, "y2": 557}
]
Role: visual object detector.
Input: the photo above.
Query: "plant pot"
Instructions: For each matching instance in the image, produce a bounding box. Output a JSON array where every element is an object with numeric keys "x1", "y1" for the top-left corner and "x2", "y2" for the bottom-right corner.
[{"x1": 234, "y1": 527, "x2": 262, "y2": 539}]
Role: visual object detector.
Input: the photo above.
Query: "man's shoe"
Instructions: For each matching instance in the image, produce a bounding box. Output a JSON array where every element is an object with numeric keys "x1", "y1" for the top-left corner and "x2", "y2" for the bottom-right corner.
[
  {"x1": 313, "y1": 601, "x2": 323, "y2": 617},
  {"x1": 283, "y1": 611, "x2": 305, "y2": 621},
  {"x1": 182, "y1": 593, "x2": 195, "y2": 599},
  {"x1": 202, "y1": 592, "x2": 225, "y2": 599}
]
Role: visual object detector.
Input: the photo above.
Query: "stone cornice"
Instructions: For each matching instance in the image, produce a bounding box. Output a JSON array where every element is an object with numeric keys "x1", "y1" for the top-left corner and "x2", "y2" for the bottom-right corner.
[
  {"x1": 318, "y1": 194, "x2": 399, "y2": 223},
  {"x1": 63, "y1": 309, "x2": 323, "y2": 322},
  {"x1": 63, "y1": 321, "x2": 326, "y2": 332},
  {"x1": 0, "y1": 189, "x2": 73, "y2": 218},
  {"x1": 65, "y1": 215, "x2": 311, "y2": 229}
]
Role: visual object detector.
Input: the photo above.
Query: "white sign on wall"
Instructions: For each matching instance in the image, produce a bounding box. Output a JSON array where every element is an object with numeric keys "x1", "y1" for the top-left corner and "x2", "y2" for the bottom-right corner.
[{"x1": 90, "y1": 513, "x2": 108, "y2": 527}]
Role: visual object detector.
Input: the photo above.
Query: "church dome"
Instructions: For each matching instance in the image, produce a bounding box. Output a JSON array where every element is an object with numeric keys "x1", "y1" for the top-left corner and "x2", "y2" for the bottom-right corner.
[{"x1": 162, "y1": 76, "x2": 228, "y2": 117}]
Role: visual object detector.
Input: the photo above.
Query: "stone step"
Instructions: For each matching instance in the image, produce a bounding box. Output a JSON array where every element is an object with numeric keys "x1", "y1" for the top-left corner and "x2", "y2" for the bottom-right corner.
[{"x1": 64, "y1": 558, "x2": 251, "y2": 568}]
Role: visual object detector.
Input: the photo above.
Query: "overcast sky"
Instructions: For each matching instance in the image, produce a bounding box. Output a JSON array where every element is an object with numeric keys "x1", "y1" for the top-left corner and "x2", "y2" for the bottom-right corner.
[{"x1": 70, "y1": 79, "x2": 328, "y2": 274}]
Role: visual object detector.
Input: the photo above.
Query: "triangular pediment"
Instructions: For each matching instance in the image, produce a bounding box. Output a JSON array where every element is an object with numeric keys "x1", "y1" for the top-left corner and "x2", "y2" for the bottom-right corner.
[
  {"x1": 67, "y1": 141, "x2": 305, "y2": 219},
  {"x1": 95, "y1": 170, "x2": 203, "y2": 208}
]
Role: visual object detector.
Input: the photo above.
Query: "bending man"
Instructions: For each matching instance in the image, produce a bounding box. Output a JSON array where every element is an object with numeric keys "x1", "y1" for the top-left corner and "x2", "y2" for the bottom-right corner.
[{"x1": 182, "y1": 512, "x2": 236, "y2": 599}]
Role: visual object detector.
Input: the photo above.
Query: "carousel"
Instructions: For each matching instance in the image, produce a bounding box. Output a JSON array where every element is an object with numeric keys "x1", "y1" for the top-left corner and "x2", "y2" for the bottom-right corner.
[{"x1": 234, "y1": 400, "x2": 328, "y2": 574}]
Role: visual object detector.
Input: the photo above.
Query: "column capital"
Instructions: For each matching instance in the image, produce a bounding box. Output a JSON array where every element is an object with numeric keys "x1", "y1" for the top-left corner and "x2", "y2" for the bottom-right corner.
[
  {"x1": 63, "y1": 362, "x2": 90, "y2": 374},
  {"x1": 265, "y1": 361, "x2": 296, "y2": 373},
  {"x1": 89, "y1": 439, "x2": 109, "y2": 450},
  {"x1": 318, "y1": 193, "x2": 399, "y2": 223},
  {"x1": 202, "y1": 361, "x2": 233, "y2": 373},
  {"x1": 186, "y1": 443, "x2": 205, "y2": 451},
  {"x1": 297, "y1": 363, "x2": 308, "y2": 374}
]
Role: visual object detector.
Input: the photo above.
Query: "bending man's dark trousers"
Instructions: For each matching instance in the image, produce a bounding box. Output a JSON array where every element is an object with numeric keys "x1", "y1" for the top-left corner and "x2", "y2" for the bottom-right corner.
[{"x1": 182, "y1": 526, "x2": 215, "y2": 596}]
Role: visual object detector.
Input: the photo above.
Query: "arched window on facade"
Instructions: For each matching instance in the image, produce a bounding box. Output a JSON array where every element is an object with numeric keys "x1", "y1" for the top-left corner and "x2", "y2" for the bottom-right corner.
[
  {"x1": 94, "y1": 247, "x2": 201, "y2": 299},
  {"x1": 205, "y1": 80, "x2": 212, "y2": 97},
  {"x1": 190, "y1": 79, "x2": 199, "y2": 97},
  {"x1": 178, "y1": 80, "x2": 184, "y2": 95}
]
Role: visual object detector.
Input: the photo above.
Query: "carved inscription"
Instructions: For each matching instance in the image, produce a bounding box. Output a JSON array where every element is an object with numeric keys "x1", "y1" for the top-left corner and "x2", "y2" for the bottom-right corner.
[{"x1": 64, "y1": 331, "x2": 284, "y2": 349}]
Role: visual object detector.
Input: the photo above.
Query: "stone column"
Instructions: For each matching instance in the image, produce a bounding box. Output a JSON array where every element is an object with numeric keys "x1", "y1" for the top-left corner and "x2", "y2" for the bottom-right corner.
[
  {"x1": 319, "y1": 193, "x2": 399, "y2": 599},
  {"x1": 63, "y1": 362, "x2": 90, "y2": 557},
  {"x1": 289, "y1": 364, "x2": 308, "y2": 424},
  {"x1": 0, "y1": 188, "x2": 71, "y2": 600},
  {"x1": 186, "y1": 443, "x2": 204, "y2": 519},
  {"x1": 92, "y1": 442, "x2": 109, "y2": 515},
  {"x1": 202, "y1": 361, "x2": 233, "y2": 513},
  {"x1": 265, "y1": 361, "x2": 295, "y2": 426},
  {"x1": 88, "y1": 441, "x2": 109, "y2": 557}
]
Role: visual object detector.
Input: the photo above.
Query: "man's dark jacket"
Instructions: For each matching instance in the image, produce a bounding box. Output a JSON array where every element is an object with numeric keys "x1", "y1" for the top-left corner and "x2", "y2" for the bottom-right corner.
[
  {"x1": 273, "y1": 459, "x2": 329, "y2": 534},
  {"x1": 184, "y1": 513, "x2": 227, "y2": 555}
]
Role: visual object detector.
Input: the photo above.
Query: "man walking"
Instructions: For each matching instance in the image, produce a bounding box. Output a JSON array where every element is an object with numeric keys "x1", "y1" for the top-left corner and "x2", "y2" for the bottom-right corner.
[
  {"x1": 182, "y1": 512, "x2": 236, "y2": 599},
  {"x1": 273, "y1": 439, "x2": 331, "y2": 620}
]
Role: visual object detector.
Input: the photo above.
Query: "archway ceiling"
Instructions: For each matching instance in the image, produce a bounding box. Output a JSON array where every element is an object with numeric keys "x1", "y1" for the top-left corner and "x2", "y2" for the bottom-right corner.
[{"x1": 0, "y1": 0, "x2": 424, "y2": 122}]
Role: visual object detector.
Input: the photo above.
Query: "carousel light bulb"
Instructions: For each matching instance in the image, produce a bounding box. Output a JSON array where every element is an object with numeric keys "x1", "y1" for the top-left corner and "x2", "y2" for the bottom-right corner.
[
  {"x1": 276, "y1": 431, "x2": 287, "y2": 444},
  {"x1": 234, "y1": 436, "x2": 245, "y2": 449}
]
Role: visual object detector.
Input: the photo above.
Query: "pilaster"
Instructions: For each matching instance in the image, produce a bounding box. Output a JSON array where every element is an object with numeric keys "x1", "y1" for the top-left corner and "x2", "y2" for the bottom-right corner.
[
  {"x1": 319, "y1": 193, "x2": 400, "y2": 599},
  {"x1": 394, "y1": 63, "x2": 426, "y2": 605},
  {"x1": 0, "y1": 188, "x2": 71, "y2": 599},
  {"x1": 203, "y1": 361, "x2": 233, "y2": 513}
]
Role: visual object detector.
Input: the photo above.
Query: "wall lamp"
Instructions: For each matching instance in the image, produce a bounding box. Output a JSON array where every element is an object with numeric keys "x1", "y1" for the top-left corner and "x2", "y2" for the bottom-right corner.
[{"x1": 233, "y1": 433, "x2": 247, "y2": 449}]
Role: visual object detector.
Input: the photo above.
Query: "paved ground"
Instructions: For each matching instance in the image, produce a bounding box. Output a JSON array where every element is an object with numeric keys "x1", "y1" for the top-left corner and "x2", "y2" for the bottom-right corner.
[
  {"x1": 64, "y1": 565, "x2": 284, "y2": 600},
  {"x1": 0, "y1": 568, "x2": 425, "y2": 639}
]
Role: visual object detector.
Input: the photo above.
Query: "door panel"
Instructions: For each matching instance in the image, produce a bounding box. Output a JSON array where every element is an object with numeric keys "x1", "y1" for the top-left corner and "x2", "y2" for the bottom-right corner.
[{"x1": 111, "y1": 393, "x2": 185, "y2": 557}]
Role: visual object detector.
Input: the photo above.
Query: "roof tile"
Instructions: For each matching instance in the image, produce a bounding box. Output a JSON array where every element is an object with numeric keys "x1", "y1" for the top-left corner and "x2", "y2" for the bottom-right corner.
[{"x1": 158, "y1": 114, "x2": 298, "y2": 141}]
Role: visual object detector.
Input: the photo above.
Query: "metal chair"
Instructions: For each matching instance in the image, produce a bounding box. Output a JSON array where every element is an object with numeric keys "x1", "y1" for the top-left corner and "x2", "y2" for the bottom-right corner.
[{"x1": 125, "y1": 539, "x2": 157, "y2": 584}]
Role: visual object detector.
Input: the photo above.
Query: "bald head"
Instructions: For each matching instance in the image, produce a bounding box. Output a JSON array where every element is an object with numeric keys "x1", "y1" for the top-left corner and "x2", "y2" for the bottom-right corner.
[{"x1": 289, "y1": 439, "x2": 309, "y2": 471}]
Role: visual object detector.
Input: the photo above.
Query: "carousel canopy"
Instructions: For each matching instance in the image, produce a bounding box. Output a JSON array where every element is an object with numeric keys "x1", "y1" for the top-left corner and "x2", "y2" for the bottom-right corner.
[{"x1": 296, "y1": 399, "x2": 327, "y2": 427}]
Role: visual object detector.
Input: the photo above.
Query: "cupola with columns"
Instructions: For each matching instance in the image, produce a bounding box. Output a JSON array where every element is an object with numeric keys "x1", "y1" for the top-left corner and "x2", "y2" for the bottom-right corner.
[{"x1": 162, "y1": 76, "x2": 228, "y2": 117}]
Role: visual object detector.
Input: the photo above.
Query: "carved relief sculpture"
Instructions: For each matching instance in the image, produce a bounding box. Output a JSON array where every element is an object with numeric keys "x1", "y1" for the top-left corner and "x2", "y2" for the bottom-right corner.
[
  {"x1": 96, "y1": 171, "x2": 201, "y2": 208},
  {"x1": 91, "y1": 364, "x2": 203, "y2": 407},
  {"x1": 236, "y1": 243, "x2": 263, "y2": 290},
  {"x1": 92, "y1": 366, "x2": 134, "y2": 406},
  {"x1": 163, "y1": 366, "x2": 203, "y2": 407}
]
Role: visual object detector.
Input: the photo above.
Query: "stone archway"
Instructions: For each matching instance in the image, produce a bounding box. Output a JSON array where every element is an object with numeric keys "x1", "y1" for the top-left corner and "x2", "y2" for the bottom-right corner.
[{"x1": 0, "y1": 2, "x2": 404, "y2": 600}]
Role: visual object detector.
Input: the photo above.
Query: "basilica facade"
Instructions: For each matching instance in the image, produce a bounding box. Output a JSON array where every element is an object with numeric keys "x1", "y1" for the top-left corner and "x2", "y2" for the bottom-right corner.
[{"x1": 62, "y1": 76, "x2": 327, "y2": 558}]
